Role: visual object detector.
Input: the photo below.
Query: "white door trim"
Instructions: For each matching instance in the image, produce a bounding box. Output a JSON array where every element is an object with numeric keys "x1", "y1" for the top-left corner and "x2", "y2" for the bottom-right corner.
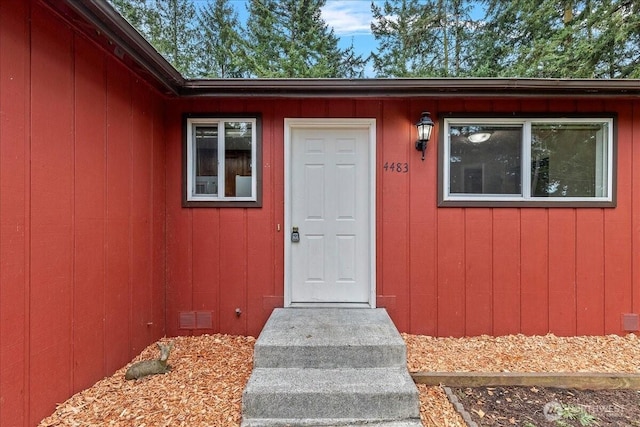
[{"x1": 284, "y1": 118, "x2": 376, "y2": 307}]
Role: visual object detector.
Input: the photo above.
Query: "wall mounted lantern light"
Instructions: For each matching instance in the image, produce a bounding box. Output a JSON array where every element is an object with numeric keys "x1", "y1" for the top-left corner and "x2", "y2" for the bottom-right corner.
[{"x1": 415, "y1": 112, "x2": 435, "y2": 161}]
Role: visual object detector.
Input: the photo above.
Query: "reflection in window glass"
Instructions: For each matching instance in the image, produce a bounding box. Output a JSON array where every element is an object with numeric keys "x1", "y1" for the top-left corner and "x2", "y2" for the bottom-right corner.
[
  {"x1": 186, "y1": 116, "x2": 259, "y2": 204},
  {"x1": 194, "y1": 125, "x2": 218, "y2": 195},
  {"x1": 224, "y1": 122, "x2": 253, "y2": 197},
  {"x1": 449, "y1": 125, "x2": 522, "y2": 195},
  {"x1": 443, "y1": 117, "x2": 613, "y2": 204},
  {"x1": 531, "y1": 123, "x2": 608, "y2": 198}
]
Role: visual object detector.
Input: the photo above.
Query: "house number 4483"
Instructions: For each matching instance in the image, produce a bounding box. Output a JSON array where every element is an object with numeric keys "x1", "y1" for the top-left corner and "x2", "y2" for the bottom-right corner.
[{"x1": 383, "y1": 162, "x2": 409, "y2": 173}]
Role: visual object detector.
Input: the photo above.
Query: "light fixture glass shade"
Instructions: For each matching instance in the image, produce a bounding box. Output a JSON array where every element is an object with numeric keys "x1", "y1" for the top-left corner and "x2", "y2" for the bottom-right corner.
[
  {"x1": 416, "y1": 112, "x2": 435, "y2": 142},
  {"x1": 468, "y1": 132, "x2": 491, "y2": 143}
]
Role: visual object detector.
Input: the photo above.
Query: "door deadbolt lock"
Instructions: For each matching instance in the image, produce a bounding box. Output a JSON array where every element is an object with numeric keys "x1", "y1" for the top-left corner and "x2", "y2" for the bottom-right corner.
[{"x1": 291, "y1": 227, "x2": 300, "y2": 243}]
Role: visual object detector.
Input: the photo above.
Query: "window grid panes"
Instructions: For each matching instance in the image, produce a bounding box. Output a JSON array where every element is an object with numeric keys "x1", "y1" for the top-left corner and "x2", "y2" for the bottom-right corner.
[
  {"x1": 187, "y1": 117, "x2": 257, "y2": 203},
  {"x1": 443, "y1": 118, "x2": 613, "y2": 204},
  {"x1": 194, "y1": 125, "x2": 218, "y2": 195},
  {"x1": 449, "y1": 124, "x2": 522, "y2": 196},
  {"x1": 530, "y1": 122, "x2": 608, "y2": 198}
]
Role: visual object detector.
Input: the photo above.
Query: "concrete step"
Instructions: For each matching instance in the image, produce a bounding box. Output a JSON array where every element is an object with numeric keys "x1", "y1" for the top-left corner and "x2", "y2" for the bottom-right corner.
[
  {"x1": 253, "y1": 308, "x2": 407, "y2": 369},
  {"x1": 242, "y1": 367, "x2": 420, "y2": 421},
  {"x1": 241, "y1": 308, "x2": 421, "y2": 427}
]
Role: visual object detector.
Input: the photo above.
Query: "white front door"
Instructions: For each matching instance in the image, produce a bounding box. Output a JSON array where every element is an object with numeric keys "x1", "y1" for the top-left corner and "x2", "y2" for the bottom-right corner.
[{"x1": 285, "y1": 119, "x2": 376, "y2": 306}]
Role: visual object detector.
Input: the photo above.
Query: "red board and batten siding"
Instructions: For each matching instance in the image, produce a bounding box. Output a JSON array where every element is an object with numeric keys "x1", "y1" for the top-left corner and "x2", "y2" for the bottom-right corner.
[
  {"x1": 0, "y1": 2, "x2": 166, "y2": 425},
  {"x1": 164, "y1": 96, "x2": 640, "y2": 339},
  {"x1": 0, "y1": 2, "x2": 30, "y2": 425},
  {"x1": 2, "y1": 0, "x2": 640, "y2": 425}
]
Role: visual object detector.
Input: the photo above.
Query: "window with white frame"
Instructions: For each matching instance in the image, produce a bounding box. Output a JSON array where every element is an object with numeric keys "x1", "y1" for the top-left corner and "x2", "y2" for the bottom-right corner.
[
  {"x1": 441, "y1": 116, "x2": 615, "y2": 206},
  {"x1": 185, "y1": 115, "x2": 261, "y2": 206}
]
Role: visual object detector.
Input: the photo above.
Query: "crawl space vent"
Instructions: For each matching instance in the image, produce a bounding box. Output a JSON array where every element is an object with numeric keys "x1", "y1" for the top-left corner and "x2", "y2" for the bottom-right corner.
[{"x1": 179, "y1": 311, "x2": 213, "y2": 330}]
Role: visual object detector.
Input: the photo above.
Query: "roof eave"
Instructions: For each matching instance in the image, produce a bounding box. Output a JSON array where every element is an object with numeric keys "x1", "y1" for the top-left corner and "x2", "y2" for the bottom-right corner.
[{"x1": 181, "y1": 78, "x2": 640, "y2": 98}]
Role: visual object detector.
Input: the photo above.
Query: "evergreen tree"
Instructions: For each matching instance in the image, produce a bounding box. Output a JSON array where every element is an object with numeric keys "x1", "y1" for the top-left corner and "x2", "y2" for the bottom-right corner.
[
  {"x1": 111, "y1": 0, "x2": 151, "y2": 31},
  {"x1": 473, "y1": 0, "x2": 583, "y2": 77},
  {"x1": 111, "y1": 0, "x2": 198, "y2": 77},
  {"x1": 336, "y1": 40, "x2": 368, "y2": 79},
  {"x1": 370, "y1": 0, "x2": 474, "y2": 77},
  {"x1": 242, "y1": 0, "x2": 285, "y2": 77},
  {"x1": 196, "y1": 0, "x2": 248, "y2": 78},
  {"x1": 148, "y1": 0, "x2": 198, "y2": 77},
  {"x1": 111, "y1": 0, "x2": 640, "y2": 79},
  {"x1": 586, "y1": 0, "x2": 640, "y2": 78},
  {"x1": 370, "y1": 0, "x2": 418, "y2": 77},
  {"x1": 474, "y1": 0, "x2": 640, "y2": 78},
  {"x1": 243, "y1": 0, "x2": 366, "y2": 77}
]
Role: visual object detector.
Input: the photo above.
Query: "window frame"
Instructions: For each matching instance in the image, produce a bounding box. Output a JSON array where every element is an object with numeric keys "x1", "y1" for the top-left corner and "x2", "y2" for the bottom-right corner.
[
  {"x1": 183, "y1": 113, "x2": 262, "y2": 207},
  {"x1": 438, "y1": 113, "x2": 617, "y2": 208}
]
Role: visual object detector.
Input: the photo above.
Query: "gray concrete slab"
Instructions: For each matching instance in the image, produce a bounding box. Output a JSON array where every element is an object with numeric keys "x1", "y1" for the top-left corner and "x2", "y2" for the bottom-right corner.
[
  {"x1": 241, "y1": 308, "x2": 421, "y2": 427},
  {"x1": 243, "y1": 367, "x2": 419, "y2": 420},
  {"x1": 254, "y1": 308, "x2": 407, "y2": 368}
]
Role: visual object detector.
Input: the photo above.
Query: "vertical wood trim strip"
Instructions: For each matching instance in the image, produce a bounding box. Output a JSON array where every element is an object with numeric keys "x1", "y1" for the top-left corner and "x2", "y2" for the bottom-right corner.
[
  {"x1": 604, "y1": 101, "x2": 633, "y2": 333},
  {"x1": 633, "y1": 102, "x2": 640, "y2": 316},
  {"x1": 70, "y1": 29, "x2": 76, "y2": 394},
  {"x1": 0, "y1": 1, "x2": 31, "y2": 423}
]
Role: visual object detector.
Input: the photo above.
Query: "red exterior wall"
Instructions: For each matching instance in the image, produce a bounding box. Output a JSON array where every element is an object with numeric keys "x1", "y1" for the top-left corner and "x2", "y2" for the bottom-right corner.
[
  {"x1": 164, "y1": 97, "x2": 640, "y2": 339},
  {"x1": 0, "y1": 1, "x2": 166, "y2": 425},
  {"x1": 2, "y1": 1, "x2": 640, "y2": 426}
]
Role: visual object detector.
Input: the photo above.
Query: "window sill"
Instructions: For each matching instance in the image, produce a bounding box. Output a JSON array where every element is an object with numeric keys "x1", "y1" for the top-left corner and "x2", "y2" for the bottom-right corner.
[
  {"x1": 438, "y1": 198, "x2": 616, "y2": 208},
  {"x1": 183, "y1": 199, "x2": 262, "y2": 208}
]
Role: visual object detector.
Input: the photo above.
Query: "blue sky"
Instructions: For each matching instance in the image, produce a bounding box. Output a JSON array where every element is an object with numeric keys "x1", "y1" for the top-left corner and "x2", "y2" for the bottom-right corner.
[
  {"x1": 193, "y1": 0, "x2": 381, "y2": 72},
  {"x1": 317, "y1": 0, "x2": 380, "y2": 56},
  {"x1": 319, "y1": 1, "x2": 381, "y2": 75}
]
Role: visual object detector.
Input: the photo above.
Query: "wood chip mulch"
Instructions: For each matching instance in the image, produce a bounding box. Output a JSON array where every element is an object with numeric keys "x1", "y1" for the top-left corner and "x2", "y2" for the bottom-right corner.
[
  {"x1": 39, "y1": 335, "x2": 255, "y2": 427},
  {"x1": 39, "y1": 333, "x2": 640, "y2": 427},
  {"x1": 403, "y1": 333, "x2": 640, "y2": 373}
]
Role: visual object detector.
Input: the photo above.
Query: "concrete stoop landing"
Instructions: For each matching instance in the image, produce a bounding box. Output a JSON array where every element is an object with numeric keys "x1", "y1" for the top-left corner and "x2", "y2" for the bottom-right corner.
[{"x1": 241, "y1": 308, "x2": 422, "y2": 427}]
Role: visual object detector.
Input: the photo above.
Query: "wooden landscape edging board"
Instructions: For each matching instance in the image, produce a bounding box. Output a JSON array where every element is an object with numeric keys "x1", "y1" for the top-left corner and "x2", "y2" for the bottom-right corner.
[{"x1": 411, "y1": 372, "x2": 640, "y2": 390}]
